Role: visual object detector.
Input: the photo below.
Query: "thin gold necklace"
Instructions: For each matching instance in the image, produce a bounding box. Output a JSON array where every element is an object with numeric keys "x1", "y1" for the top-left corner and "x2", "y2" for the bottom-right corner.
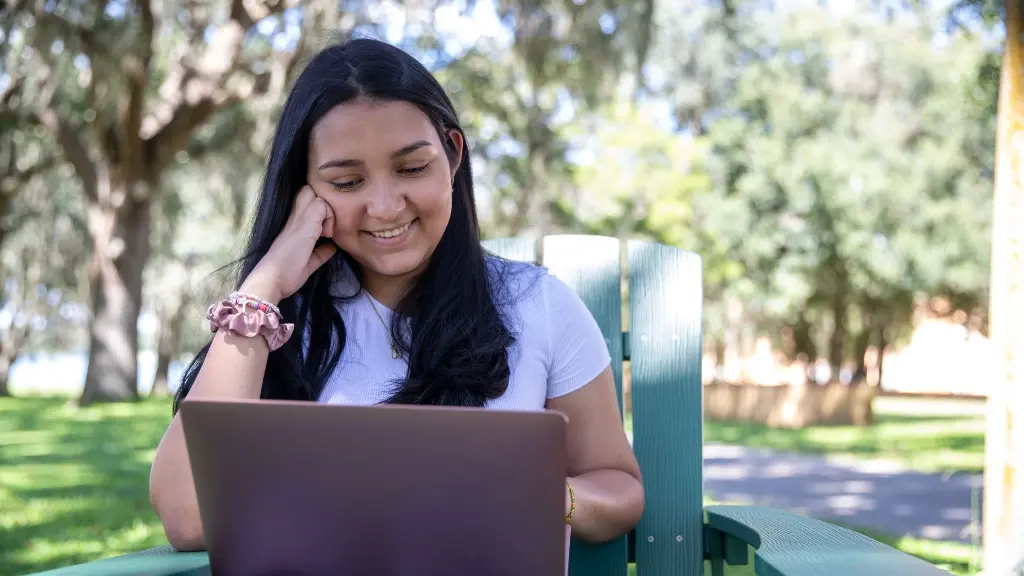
[{"x1": 365, "y1": 292, "x2": 402, "y2": 359}]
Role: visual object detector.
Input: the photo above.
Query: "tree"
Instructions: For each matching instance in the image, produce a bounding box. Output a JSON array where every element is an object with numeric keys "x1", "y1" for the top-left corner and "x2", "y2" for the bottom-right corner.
[
  {"x1": 8, "y1": 0, "x2": 323, "y2": 403},
  {"x1": 437, "y1": 0, "x2": 654, "y2": 237},
  {"x1": 982, "y1": 0, "x2": 1024, "y2": 571},
  {"x1": 647, "y1": 0, "x2": 743, "y2": 138},
  {"x1": 685, "y1": 2, "x2": 993, "y2": 382},
  {"x1": 0, "y1": 180, "x2": 88, "y2": 395},
  {"x1": 145, "y1": 106, "x2": 265, "y2": 396},
  {"x1": 0, "y1": 25, "x2": 88, "y2": 395}
]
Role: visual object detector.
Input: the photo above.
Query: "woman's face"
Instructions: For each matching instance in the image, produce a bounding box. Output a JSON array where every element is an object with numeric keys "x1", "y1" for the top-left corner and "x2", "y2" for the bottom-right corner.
[{"x1": 306, "y1": 98, "x2": 462, "y2": 284}]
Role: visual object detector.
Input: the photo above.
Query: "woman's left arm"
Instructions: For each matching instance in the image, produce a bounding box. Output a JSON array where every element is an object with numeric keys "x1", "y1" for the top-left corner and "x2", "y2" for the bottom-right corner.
[{"x1": 547, "y1": 365, "x2": 644, "y2": 543}]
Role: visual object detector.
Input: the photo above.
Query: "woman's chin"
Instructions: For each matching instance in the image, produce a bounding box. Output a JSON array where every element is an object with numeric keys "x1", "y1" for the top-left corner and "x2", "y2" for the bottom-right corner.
[{"x1": 362, "y1": 251, "x2": 429, "y2": 280}]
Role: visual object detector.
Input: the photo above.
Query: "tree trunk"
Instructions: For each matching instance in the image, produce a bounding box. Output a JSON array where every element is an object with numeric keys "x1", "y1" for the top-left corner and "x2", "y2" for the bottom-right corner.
[
  {"x1": 792, "y1": 310, "x2": 817, "y2": 385},
  {"x1": 151, "y1": 294, "x2": 189, "y2": 397},
  {"x1": 151, "y1": 350, "x2": 172, "y2": 398},
  {"x1": 850, "y1": 325, "x2": 872, "y2": 386},
  {"x1": 79, "y1": 186, "x2": 153, "y2": 405},
  {"x1": 723, "y1": 294, "x2": 743, "y2": 382},
  {"x1": 874, "y1": 322, "x2": 889, "y2": 389},
  {"x1": 828, "y1": 290, "x2": 847, "y2": 383},
  {"x1": 984, "y1": 0, "x2": 1024, "y2": 571},
  {"x1": 0, "y1": 351, "x2": 14, "y2": 396},
  {"x1": 150, "y1": 354, "x2": 171, "y2": 393},
  {"x1": 714, "y1": 336, "x2": 726, "y2": 382},
  {"x1": 0, "y1": 279, "x2": 35, "y2": 397}
]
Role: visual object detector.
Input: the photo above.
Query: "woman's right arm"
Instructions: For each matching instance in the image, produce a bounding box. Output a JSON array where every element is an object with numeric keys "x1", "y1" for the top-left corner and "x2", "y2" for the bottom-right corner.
[
  {"x1": 149, "y1": 186, "x2": 337, "y2": 550},
  {"x1": 148, "y1": 298, "x2": 274, "y2": 550}
]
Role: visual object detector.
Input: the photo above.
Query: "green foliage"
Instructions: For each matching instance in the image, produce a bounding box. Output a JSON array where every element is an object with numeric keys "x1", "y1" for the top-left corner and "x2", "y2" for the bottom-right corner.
[
  {"x1": 435, "y1": 0, "x2": 656, "y2": 235},
  {"x1": 652, "y1": 1, "x2": 994, "y2": 368},
  {"x1": 0, "y1": 23, "x2": 89, "y2": 354},
  {"x1": 0, "y1": 0, "x2": 1003, "y2": 385}
]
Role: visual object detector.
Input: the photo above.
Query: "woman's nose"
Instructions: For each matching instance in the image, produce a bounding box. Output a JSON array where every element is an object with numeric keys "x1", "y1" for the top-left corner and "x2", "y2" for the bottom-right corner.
[{"x1": 365, "y1": 183, "x2": 405, "y2": 222}]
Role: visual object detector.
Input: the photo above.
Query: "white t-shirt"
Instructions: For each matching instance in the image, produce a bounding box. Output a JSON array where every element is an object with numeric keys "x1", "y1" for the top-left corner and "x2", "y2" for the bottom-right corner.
[{"x1": 315, "y1": 258, "x2": 612, "y2": 409}]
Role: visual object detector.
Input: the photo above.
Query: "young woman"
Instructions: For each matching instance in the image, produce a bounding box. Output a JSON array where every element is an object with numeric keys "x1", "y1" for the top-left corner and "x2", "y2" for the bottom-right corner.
[{"x1": 149, "y1": 37, "x2": 643, "y2": 555}]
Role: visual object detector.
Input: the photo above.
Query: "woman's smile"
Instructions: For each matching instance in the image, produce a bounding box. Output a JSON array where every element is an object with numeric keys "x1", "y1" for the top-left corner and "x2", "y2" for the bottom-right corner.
[{"x1": 365, "y1": 219, "x2": 416, "y2": 247}]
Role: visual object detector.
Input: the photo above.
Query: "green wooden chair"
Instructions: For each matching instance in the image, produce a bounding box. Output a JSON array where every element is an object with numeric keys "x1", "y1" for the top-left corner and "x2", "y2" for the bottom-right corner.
[{"x1": 30, "y1": 235, "x2": 951, "y2": 576}]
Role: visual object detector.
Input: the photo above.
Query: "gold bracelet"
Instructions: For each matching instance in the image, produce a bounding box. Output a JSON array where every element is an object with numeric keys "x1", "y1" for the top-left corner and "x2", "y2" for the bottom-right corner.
[{"x1": 565, "y1": 481, "x2": 576, "y2": 524}]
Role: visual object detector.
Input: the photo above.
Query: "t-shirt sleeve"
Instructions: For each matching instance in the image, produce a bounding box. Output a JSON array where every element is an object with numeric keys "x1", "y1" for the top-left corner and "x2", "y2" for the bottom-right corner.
[{"x1": 542, "y1": 272, "x2": 613, "y2": 399}]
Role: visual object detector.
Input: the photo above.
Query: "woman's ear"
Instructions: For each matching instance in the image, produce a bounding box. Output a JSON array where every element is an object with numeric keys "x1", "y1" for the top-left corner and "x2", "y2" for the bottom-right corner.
[{"x1": 446, "y1": 129, "x2": 464, "y2": 179}]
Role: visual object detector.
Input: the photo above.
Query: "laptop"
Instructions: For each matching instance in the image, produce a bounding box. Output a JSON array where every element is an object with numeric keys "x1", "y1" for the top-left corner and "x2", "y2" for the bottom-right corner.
[{"x1": 178, "y1": 398, "x2": 569, "y2": 576}]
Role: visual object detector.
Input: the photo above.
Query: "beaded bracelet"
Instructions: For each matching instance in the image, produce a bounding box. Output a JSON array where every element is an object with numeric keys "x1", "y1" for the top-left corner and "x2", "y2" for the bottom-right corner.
[{"x1": 229, "y1": 291, "x2": 283, "y2": 319}]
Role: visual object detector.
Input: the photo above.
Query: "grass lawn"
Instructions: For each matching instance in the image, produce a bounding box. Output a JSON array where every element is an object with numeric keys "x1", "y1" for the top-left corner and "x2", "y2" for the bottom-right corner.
[
  {"x1": 0, "y1": 397, "x2": 174, "y2": 574},
  {"x1": 700, "y1": 397, "x2": 986, "y2": 474},
  {"x1": 626, "y1": 396, "x2": 984, "y2": 474},
  {"x1": 1, "y1": 395, "x2": 980, "y2": 574}
]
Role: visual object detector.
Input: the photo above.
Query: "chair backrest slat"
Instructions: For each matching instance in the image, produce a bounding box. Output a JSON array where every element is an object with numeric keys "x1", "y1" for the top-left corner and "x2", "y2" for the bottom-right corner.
[
  {"x1": 541, "y1": 235, "x2": 629, "y2": 576},
  {"x1": 542, "y1": 235, "x2": 626, "y2": 413},
  {"x1": 482, "y1": 237, "x2": 538, "y2": 264},
  {"x1": 627, "y1": 240, "x2": 704, "y2": 574},
  {"x1": 479, "y1": 235, "x2": 705, "y2": 575}
]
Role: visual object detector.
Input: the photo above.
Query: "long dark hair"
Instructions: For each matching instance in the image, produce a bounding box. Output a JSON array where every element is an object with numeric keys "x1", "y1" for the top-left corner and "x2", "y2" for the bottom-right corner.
[{"x1": 173, "y1": 38, "x2": 515, "y2": 413}]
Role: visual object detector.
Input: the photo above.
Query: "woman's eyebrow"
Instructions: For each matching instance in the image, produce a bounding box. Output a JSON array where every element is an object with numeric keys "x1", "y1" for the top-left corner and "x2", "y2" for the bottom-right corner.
[{"x1": 317, "y1": 140, "x2": 433, "y2": 171}]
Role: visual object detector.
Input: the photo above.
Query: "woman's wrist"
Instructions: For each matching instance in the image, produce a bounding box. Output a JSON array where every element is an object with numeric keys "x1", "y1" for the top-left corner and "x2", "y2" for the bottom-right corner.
[{"x1": 238, "y1": 274, "x2": 282, "y2": 306}]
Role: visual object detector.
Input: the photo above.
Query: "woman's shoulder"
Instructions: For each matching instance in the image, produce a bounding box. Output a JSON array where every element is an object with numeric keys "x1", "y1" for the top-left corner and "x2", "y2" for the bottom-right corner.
[
  {"x1": 485, "y1": 255, "x2": 595, "y2": 324},
  {"x1": 485, "y1": 255, "x2": 611, "y2": 398},
  {"x1": 486, "y1": 255, "x2": 544, "y2": 295},
  {"x1": 486, "y1": 255, "x2": 561, "y2": 305}
]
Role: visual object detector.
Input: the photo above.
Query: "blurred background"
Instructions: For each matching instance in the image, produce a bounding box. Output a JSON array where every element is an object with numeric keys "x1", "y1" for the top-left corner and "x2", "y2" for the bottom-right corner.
[{"x1": 0, "y1": 0, "x2": 1020, "y2": 574}]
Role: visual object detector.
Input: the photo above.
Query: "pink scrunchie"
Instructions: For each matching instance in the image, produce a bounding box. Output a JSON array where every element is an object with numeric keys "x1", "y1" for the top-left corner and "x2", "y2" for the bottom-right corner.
[{"x1": 206, "y1": 300, "x2": 295, "y2": 351}]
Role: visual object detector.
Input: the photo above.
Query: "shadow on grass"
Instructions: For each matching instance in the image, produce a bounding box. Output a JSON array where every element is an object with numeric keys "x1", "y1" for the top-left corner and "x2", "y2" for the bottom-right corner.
[
  {"x1": 0, "y1": 396, "x2": 175, "y2": 574},
  {"x1": 703, "y1": 413, "x2": 985, "y2": 474}
]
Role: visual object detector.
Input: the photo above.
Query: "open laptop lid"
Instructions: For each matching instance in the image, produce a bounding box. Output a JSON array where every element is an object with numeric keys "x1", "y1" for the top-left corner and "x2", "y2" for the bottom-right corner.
[{"x1": 179, "y1": 398, "x2": 568, "y2": 576}]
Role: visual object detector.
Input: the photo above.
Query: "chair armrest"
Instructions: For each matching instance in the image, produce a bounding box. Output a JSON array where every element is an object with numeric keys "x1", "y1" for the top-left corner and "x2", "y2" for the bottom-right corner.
[
  {"x1": 705, "y1": 505, "x2": 952, "y2": 576},
  {"x1": 25, "y1": 546, "x2": 210, "y2": 576}
]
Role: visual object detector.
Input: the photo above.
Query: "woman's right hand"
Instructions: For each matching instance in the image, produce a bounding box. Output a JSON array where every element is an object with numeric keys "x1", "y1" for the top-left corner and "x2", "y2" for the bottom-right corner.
[{"x1": 241, "y1": 185, "x2": 337, "y2": 304}]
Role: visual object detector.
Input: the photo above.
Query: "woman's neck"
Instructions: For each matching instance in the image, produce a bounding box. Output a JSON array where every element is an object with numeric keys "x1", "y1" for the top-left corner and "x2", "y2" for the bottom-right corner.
[
  {"x1": 360, "y1": 271, "x2": 414, "y2": 310},
  {"x1": 355, "y1": 255, "x2": 433, "y2": 310}
]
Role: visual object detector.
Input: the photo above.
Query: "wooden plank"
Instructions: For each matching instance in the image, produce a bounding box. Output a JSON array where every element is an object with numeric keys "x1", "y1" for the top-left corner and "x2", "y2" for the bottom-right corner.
[
  {"x1": 26, "y1": 546, "x2": 210, "y2": 575},
  {"x1": 543, "y1": 235, "x2": 626, "y2": 414},
  {"x1": 541, "y1": 235, "x2": 628, "y2": 576},
  {"x1": 983, "y1": 0, "x2": 1024, "y2": 571},
  {"x1": 706, "y1": 505, "x2": 952, "y2": 576},
  {"x1": 481, "y1": 236, "x2": 538, "y2": 263},
  {"x1": 628, "y1": 240, "x2": 703, "y2": 575}
]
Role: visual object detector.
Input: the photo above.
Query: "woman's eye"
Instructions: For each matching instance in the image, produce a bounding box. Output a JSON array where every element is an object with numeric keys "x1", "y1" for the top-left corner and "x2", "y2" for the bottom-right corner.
[
  {"x1": 399, "y1": 163, "x2": 430, "y2": 175},
  {"x1": 330, "y1": 179, "x2": 361, "y2": 190}
]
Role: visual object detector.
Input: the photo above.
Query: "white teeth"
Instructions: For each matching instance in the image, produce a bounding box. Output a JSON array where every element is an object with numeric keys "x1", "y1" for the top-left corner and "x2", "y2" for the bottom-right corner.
[{"x1": 371, "y1": 222, "x2": 411, "y2": 239}]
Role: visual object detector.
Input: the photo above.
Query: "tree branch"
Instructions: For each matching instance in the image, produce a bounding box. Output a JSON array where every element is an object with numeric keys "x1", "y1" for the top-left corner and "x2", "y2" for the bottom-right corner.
[
  {"x1": 145, "y1": 0, "x2": 297, "y2": 172},
  {"x1": 25, "y1": 1, "x2": 108, "y2": 64},
  {"x1": 32, "y1": 65, "x2": 99, "y2": 203},
  {"x1": 1, "y1": 154, "x2": 57, "y2": 196},
  {"x1": 231, "y1": 0, "x2": 287, "y2": 29},
  {"x1": 15, "y1": 4, "x2": 103, "y2": 203},
  {"x1": 0, "y1": 76, "x2": 23, "y2": 110},
  {"x1": 121, "y1": 0, "x2": 155, "y2": 181}
]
